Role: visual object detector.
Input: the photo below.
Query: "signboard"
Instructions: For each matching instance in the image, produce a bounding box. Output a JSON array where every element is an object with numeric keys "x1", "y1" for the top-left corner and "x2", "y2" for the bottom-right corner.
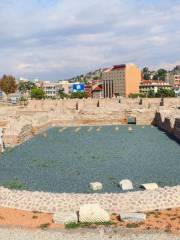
[{"x1": 72, "y1": 83, "x2": 85, "y2": 92}]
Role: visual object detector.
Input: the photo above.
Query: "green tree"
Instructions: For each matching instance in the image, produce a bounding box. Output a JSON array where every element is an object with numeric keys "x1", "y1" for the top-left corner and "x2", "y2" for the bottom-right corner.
[
  {"x1": 18, "y1": 81, "x2": 35, "y2": 93},
  {"x1": 30, "y1": 88, "x2": 45, "y2": 99},
  {"x1": 155, "y1": 88, "x2": 175, "y2": 98},
  {"x1": 0, "y1": 75, "x2": 17, "y2": 95},
  {"x1": 70, "y1": 91, "x2": 88, "y2": 99},
  {"x1": 147, "y1": 90, "x2": 155, "y2": 98},
  {"x1": 153, "y1": 69, "x2": 167, "y2": 81},
  {"x1": 58, "y1": 89, "x2": 70, "y2": 99},
  {"x1": 157, "y1": 69, "x2": 167, "y2": 81},
  {"x1": 142, "y1": 67, "x2": 150, "y2": 80}
]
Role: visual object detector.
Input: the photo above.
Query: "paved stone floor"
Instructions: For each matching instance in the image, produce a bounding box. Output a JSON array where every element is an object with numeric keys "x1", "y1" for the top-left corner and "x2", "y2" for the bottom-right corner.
[
  {"x1": 0, "y1": 185, "x2": 179, "y2": 214},
  {"x1": 0, "y1": 227, "x2": 179, "y2": 240}
]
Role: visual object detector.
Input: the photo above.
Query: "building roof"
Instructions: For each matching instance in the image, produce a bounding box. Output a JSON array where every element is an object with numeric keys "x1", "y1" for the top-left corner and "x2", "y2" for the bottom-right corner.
[
  {"x1": 140, "y1": 80, "x2": 172, "y2": 87},
  {"x1": 103, "y1": 63, "x2": 137, "y2": 72},
  {"x1": 92, "y1": 86, "x2": 102, "y2": 92}
]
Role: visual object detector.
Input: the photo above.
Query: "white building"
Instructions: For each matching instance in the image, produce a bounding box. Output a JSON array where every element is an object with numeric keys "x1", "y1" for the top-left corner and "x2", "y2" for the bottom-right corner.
[{"x1": 42, "y1": 81, "x2": 61, "y2": 98}]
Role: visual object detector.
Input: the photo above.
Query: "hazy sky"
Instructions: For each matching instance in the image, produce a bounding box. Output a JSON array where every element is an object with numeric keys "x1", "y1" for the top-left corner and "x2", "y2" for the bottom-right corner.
[{"x1": 0, "y1": 0, "x2": 180, "y2": 80}]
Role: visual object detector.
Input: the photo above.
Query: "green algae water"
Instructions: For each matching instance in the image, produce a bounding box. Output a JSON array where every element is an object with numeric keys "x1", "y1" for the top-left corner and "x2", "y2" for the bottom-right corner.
[{"x1": 0, "y1": 126, "x2": 179, "y2": 193}]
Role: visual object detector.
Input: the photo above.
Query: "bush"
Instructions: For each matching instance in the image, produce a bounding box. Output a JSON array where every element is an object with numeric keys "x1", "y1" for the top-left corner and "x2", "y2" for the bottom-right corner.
[
  {"x1": 70, "y1": 91, "x2": 88, "y2": 99},
  {"x1": 30, "y1": 88, "x2": 45, "y2": 99}
]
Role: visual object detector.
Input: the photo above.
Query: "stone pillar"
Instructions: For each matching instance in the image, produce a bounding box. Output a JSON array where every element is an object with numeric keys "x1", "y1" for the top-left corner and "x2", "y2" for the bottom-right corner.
[
  {"x1": 107, "y1": 81, "x2": 109, "y2": 98},
  {"x1": 0, "y1": 128, "x2": 4, "y2": 153},
  {"x1": 104, "y1": 81, "x2": 106, "y2": 98}
]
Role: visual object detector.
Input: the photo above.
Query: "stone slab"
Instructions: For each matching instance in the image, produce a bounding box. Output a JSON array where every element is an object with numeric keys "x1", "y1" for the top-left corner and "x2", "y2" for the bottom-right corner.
[
  {"x1": 79, "y1": 204, "x2": 110, "y2": 223},
  {"x1": 89, "y1": 182, "x2": 103, "y2": 191},
  {"x1": 140, "y1": 183, "x2": 158, "y2": 190},
  {"x1": 53, "y1": 212, "x2": 78, "y2": 224},
  {"x1": 119, "y1": 179, "x2": 133, "y2": 191},
  {"x1": 120, "y1": 212, "x2": 146, "y2": 222}
]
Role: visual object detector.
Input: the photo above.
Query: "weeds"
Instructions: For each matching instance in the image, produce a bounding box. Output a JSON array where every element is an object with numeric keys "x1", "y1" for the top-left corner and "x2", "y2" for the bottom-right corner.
[
  {"x1": 126, "y1": 223, "x2": 139, "y2": 228},
  {"x1": 39, "y1": 223, "x2": 50, "y2": 229},
  {"x1": 4, "y1": 179, "x2": 27, "y2": 190},
  {"x1": 65, "y1": 221, "x2": 112, "y2": 229}
]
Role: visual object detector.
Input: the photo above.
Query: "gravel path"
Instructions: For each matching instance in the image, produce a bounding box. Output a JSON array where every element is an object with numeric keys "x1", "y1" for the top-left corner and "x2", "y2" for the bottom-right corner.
[{"x1": 0, "y1": 228, "x2": 179, "y2": 240}]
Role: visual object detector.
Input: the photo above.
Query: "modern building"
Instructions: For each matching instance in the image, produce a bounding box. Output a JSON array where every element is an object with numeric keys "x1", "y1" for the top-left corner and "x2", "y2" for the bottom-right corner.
[
  {"x1": 91, "y1": 79, "x2": 103, "y2": 98},
  {"x1": 140, "y1": 80, "x2": 172, "y2": 94},
  {"x1": 166, "y1": 65, "x2": 180, "y2": 85},
  {"x1": 169, "y1": 74, "x2": 180, "y2": 86},
  {"x1": 58, "y1": 80, "x2": 71, "y2": 94},
  {"x1": 165, "y1": 66, "x2": 180, "y2": 96},
  {"x1": 102, "y1": 64, "x2": 141, "y2": 98},
  {"x1": 42, "y1": 81, "x2": 61, "y2": 98}
]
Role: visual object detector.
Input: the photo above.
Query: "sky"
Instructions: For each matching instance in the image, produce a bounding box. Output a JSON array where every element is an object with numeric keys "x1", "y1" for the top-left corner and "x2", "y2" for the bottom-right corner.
[{"x1": 0, "y1": 0, "x2": 180, "y2": 80}]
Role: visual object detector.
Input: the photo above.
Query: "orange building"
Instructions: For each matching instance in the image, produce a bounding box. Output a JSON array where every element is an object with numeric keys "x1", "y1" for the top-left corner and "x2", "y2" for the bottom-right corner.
[{"x1": 102, "y1": 64, "x2": 141, "y2": 97}]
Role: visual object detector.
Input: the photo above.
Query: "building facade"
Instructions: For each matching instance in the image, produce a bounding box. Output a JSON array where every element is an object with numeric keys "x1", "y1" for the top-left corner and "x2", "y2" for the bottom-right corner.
[
  {"x1": 140, "y1": 80, "x2": 172, "y2": 94},
  {"x1": 102, "y1": 64, "x2": 141, "y2": 98},
  {"x1": 91, "y1": 79, "x2": 103, "y2": 98},
  {"x1": 42, "y1": 81, "x2": 61, "y2": 98},
  {"x1": 58, "y1": 80, "x2": 71, "y2": 94}
]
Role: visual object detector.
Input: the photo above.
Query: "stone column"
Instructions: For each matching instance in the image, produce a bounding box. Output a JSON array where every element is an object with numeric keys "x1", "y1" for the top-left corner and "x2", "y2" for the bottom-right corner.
[
  {"x1": 107, "y1": 81, "x2": 109, "y2": 98},
  {"x1": 0, "y1": 128, "x2": 4, "y2": 153},
  {"x1": 104, "y1": 81, "x2": 106, "y2": 98}
]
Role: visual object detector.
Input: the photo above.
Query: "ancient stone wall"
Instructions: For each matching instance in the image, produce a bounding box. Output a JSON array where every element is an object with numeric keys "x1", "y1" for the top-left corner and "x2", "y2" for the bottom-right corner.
[{"x1": 0, "y1": 98, "x2": 179, "y2": 146}]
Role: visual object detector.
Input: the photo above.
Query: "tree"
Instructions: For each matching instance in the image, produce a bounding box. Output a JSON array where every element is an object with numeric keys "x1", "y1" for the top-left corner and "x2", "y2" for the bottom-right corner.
[
  {"x1": 157, "y1": 69, "x2": 167, "y2": 81},
  {"x1": 0, "y1": 75, "x2": 17, "y2": 95},
  {"x1": 18, "y1": 81, "x2": 35, "y2": 93},
  {"x1": 155, "y1": 88, "x2": 175, "y2": 98},
  {"x1": 147, "y1": 90, "x2": 155, "y2": 98},
  {"x1": 30, "y1": 88, "x2": 45, "y2": 99},
  {"x1": 153, "y1": 69, "x2": 167, "y2": 81},
  {"x1": 58, "y1": 89, "x2": 70, "y2": 99},
  {"x1": 142, "y1": 67, "x2": 150, "y2": 80}
]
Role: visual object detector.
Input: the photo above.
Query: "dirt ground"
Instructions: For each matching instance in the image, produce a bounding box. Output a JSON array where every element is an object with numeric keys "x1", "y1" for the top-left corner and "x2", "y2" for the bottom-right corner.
[
  {"x1": 0, "y1": 207, "x2": 179, "y2": 235},
  {"x1": 111, "y1": 208, "x2": 180, "y2": 235},
  {"x1": 0, "y1": 208, "x2": 64, "y2": 229}
]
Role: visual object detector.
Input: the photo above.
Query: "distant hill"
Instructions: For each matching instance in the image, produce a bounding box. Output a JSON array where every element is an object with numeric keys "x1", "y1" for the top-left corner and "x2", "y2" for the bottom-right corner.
[{"x1": 66, "y1": 68, "x2": 106, "y2": 83}]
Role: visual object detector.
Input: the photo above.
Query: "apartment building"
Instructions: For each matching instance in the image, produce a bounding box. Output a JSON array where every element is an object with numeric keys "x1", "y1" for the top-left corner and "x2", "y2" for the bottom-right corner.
[
  {"x1": 42, "y1": 81, "x2": 61, "y2": 98},
  {"x1": 140, "y1": 80, "x2": 172, "y2": 94},
  {"x1": 102, "y1": 64, "x2": 141, "y2": 98},
  {"x1": 169, "y1": 74, "x2": 180, "y2": 86}
]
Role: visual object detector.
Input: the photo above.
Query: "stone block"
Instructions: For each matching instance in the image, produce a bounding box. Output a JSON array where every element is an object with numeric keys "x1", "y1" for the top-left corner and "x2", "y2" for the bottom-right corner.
[
  {"x1": 89, "y1": 182, "x2": 103, "y2": 191},
  {"x1": 53, "y1": 212, "x2": 78, "y2": 224},
  {"x1": 140, "y1": 183, "x2": 158, "y2": 190},
  {"x1": 119, "y1": 179, "x2": 133, "y2": 190},
  {"x1": 120, "y1": 212, "x2": 146, "y2": 222},
  {"x1": 128, "y1": 126, "x2": 132, "y2": 132},
  {"x1": 79, "y1": 204, "x2": 110, "y2": 223}
]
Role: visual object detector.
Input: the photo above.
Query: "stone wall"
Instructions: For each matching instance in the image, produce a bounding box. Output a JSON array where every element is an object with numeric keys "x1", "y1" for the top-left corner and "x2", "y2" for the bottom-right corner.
[
  {"x1": 0, "y1": 186, "x2": 179, "y2": 214},
  {"x1": 0, "y1": 98, "x2": 179, "y2": 146},
  {"x1": 154, "y1": 109, "x2": 180, "y2": 141}
]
